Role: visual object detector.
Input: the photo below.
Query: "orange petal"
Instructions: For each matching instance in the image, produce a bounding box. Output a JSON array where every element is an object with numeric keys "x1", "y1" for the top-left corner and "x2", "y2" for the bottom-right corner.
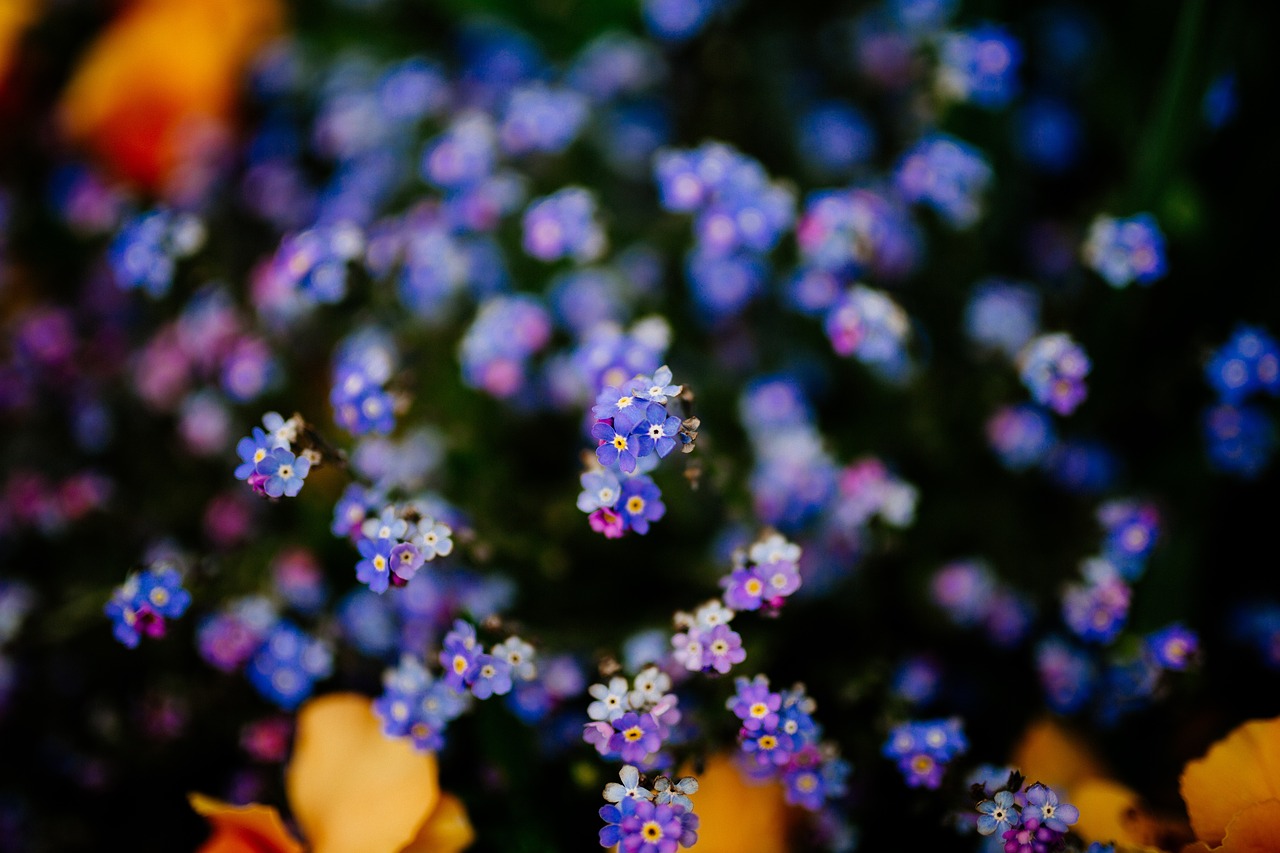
[
  {"x1": 285, "y1": 693, "x2": 441, "y2": 853},
  {"x1": 683, "y1": 754, "x2": 792, "y2": 853},
  {"x1": 1009, "y1": 717, "x2": 1108, "y2": 793},
  {"x1": 188, "y1": 793, "x2": 304, "y2": 853},
  {"x1": 1071, "y1": 779, "x2": 1164, "y2": 849},
  {"x1": 1180, "y1": 717, "x2": 1280, "y2": 846},
  {"x1": 58, "y1": 0, "x2": 282, "y2": 189},
  {"x1": 1218, "y1": 799, "x2": 1280, "y2": 853},
  {"x1": 400, "y1": 792, "x2": 475, "y2": 853}
]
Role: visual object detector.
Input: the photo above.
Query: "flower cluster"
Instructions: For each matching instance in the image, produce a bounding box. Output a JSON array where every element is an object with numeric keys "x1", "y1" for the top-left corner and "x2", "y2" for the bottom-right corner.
[
  {"x1": 1082, "y1": 213, "x2": 1167, "y2": 288},
  {"x1": 824, "y1": 285, "x2": 913, "y2": 382},
  {"x1": 654, "y1": 142, "x2": 795, "y2": 322},
  {"x1": 729, "y1": 676, "x2": 849, "y2": 812},
  {"x1": 233, "y1": 412, "x2": 313, "y2": 498},
  {"x1": 107, "y1": 207, "x2": 206, "y2": 297},
  {"x1": 930, "y1": 559, "x2": 1035, "y2": 648},
  {"x1": 1203, "y1": 325, "x2": 1279, "y2": 477},
  {"x1": 581, "y1": 365, "x2": 693, "y2": 538},
  {"x1": 522, "y1": 187, "x2": 607, "y2": 264},
  {"x1": 459, "y1": 294, "x2": 553, "y2": 399},
  {"x1": 936, "y1": 24, "x2": 1023, "y2": 109},
  {"x1": 720, "y1": 534, "x2": 803, "y2": 614},
  {"x1": 883, "y1": 717, "x2": 968, "y2": 789},
  {"x1": 974, "y1": 780, "x2": 1079, "y2": 852},
  {"x1": 348, "y1": 502, "x2": 453, "y2": 594},
  {"x1": 266, "y1": 220, "x2": 365, "y2": 305},
  {"x1": 331, "y1": 327, "x2": 400, "y2": 436},
  {"x1": 104, "y1": 562, "x2": 192, "y2": 648},
  {"x1": 597, "y1": 765, "x2": 699, "y2": 852},
  {"x1": 1017, "y1": 333, "x2": 1090, "y2": 416},
  {"x1": 374, "y1": 620, "x2": 538, "y2": 751},
  {"x1": 895, "y1": 133, "x2": 993, "y2": 229},
  {"x1": 584, "y1": 665, "x2": 682, "y2": 768}
]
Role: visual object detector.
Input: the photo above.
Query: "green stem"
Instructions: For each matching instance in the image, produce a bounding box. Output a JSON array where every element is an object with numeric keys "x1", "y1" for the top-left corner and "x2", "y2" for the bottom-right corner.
[{"x1": 1133, "y1": 0, "x2": 1207, "y2": 210}]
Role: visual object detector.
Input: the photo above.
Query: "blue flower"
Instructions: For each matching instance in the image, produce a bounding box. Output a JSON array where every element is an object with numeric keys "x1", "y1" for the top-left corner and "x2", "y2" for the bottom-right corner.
[
  {"x1": 603, "y1": 765, "x2": 654, "y2": 804},
  {"x1": 591, "y1": 421, "x2": 653, "y2": 475},
  {"x1": 1023, "y1": 783, "x2": 1078, "y2": 833},
  {"x1": 577, "y1": 469, "x2": 623, "y2": 513},
  {"x1": 439, "y1": 620, "x2": 480, "y2": 691},
  {"x1": 592, "y1": 383, "x2": 648, "y2": 433},
  {"x1": 634, "y1": 365, "x2": 682, "y2": 403},
  {"x1": 468, "y1": 653, "x2": 513, "y2": 699},
  {"x1": 618, "y1": 476, "x2": 665, "y2": 534},
  {"x1": 977, "y1": 790, "x2": 1020, "y2": 836},
  {"x1": 255, "y1": 448, "x2": 311, "y2": 498},
  {"x1": 355, "y1": 537, "x2": 394, "y2": 594},
  {"x1": 246, "y1": 621, "x2": 333, "y2": 710},
  {"x1": 234, "y1": 427, "x2": 275, "y2": 481},
  {"x1": 635, "y1": 402, "x2": 682, "y2": 459}
]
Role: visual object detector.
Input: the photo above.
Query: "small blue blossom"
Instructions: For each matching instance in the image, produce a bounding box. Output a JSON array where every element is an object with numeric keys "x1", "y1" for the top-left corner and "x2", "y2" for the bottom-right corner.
[
  {"x1": 634, "y1": 402, "x2": 682, "y2": 459},
  {"x1": 234, "y1": 427, "x2": 276, "y2": 481},
  {"x1": 246, "y1": 621, "x2": 333, "y2": 710},
  {"x1": 577, "y1": 469, "x2": 623, "y2": 514},
  {"x1": 1022, "y1": 783, "x2": 1079, "y2": 833},
  {"x1": 603, "y1": 765, "x2": 654, "y2": 804},
  {"x1": 938, "y1": 24, "x2": 1023, "y2": 109},
  {"x1": 1145, "y1": 623, "x2": 1199, "y2": 671},
  {"x1": 255, "y1": 448, "x2": 311, "y2": 498},
  {"x1": 355, "y1": 536, "x2": 395, "y2": 594},
  {"x1": 976, "y1": 790, "x2": 1020, "y2": 836},
  {"x1": 618, "y1": 475, "x2": 665, "y2": 534},
  {"x1": 522, "y1": 187, "x2": 606, "y2": 263},
  {"x1": 591, "y1": 420, "x2": 652, "y2": 475},
  {"x1": 1083, "y1": 213, "x2": 1167, "y2": 287},
  {"x1": 468, "y1": 653, "x2": 513, "y2": 699}
]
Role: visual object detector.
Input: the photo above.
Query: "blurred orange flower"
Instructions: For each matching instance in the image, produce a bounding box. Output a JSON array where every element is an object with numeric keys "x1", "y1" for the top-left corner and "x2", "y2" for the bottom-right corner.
[
  {"x1": 59, "y1": 0, "x2": 282, "y2": 194},
  {"x1": 0, "y1": 0, "x2": 40, "y2": 86},
  {"x1": 191, "y1": 693, "x2": 474, "y2": 853},
  {"x1": 1180, "y1": 716, "x2": 1280, "y2": 853},
  {"x1": 678, "y1": 754, "x2": 794, "y2": 853}
]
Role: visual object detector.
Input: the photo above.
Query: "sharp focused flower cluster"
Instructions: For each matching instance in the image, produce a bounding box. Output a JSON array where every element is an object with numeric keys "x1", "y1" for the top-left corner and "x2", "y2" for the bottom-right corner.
[
  {"x1": 729, "y1": 675, "x2": 849, "y2": 813},
  {"x1": 581, "y1": 365, "x2": 694, "y2": 538},
  {"x1": 598, "y1": 765, "x2": 700, "y2": 852},
  {"x1": 974, "y1": 779, "x2": 1079, "y2": 852}
]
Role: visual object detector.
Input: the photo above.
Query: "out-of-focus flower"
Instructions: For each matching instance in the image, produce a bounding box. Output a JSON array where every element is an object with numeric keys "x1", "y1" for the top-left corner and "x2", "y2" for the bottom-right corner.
[
  {"x1": 191, "y1": 692, "x2": 473, "y2": 853},
  {"x1": 59, "y1": 0, "x2": 284, "y2": 194},
  {"x1": 0, "y1": 0, "x2": 39, "y2": 88},
  {"x1": 1181, "y1": 716, "x2": 1280, "y2": 852},
  {"x1": 678, "y1": 754, "x2": 792, "y2": 853}
]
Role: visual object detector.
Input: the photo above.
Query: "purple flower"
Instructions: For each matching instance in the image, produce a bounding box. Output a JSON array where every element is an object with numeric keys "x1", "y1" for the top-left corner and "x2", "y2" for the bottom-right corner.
[
  {"x1": 608, "y1": 711, "x2": 663, "y2": 763},
  {"x1": 593, "y1": 383, "x2": 648, "y2": 433},
  {"x1": 701, "y1": 623, "x2": 746, "y2": 674},
  {"x1": 721, "y1": 566, "x2": 768, "y2": 611},
  {"x1": 577, "y1": 470, "x2": 623, "y2": 514},
  {"x1": 728, "y1": 675, "x2": 781, "y2": 731},
  {"x1": 617, "y1": 799, "x2": 687, "y2": 853}
]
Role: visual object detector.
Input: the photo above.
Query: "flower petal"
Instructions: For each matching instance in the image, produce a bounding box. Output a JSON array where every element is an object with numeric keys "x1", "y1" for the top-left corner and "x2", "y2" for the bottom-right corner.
[
  {"x1": 285, "y1": 693, "x2": 441, "y2": 853},
  {"x1": 399, "y1": 792, "x2": 475, "y2": 853},
  {"x1": 1181, "y1": 717, "x2": 1280, "y2": 847},
  {"x1": 188, "y1": 793, "x2": 303, "y2": 853},
  {"x1": 680, "y1": 754, "x2": 792, "y2": 853},
  {"x1": 1010, "y1": 717, "x2": 1108, "y2": 794},
  {"x1": 1071, "y1": 779, "x2": 1163, "y2": 849}
]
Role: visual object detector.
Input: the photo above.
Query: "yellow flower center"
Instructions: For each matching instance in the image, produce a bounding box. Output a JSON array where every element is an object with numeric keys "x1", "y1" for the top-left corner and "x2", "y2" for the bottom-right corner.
[
  {"x1": 612, "y1": 435, "x2": 629, "y2": 451},
  {"x1": 627, "y1": 496, "x2": 645, "y2": 514},
  {"x1": 642, "y1": 821, "x2": 662, "y2": 841},
  {"x1": 745, "y1": 578, "x2": 763, "y2": 595},
  {"x1": 453, "y1": 655, "x2": 469, "y2": 675},
  {"x1": 624, "y1": 726, "x2": 644, "y2": 742},
  {"x1": 758, "y1": 735, "x2": 777, "y2": 750},
  {"x1": 149, "y1": 588, "x2": 169, "y2": 607},
  {"x1": 750, "y1": 702, "x2": 768, "y2": 718}
]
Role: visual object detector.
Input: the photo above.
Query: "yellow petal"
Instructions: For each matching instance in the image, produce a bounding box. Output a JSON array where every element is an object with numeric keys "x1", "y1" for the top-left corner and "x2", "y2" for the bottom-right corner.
[
  {"x1": 1009, "y1": 717, "x2": 1108, "y2": 794},
  {"x1": 188, "y1": 793, "x2": 304, "y2": 853},
  {"x1": 1180, "y1": 717, "x2": 1280, "y2": 846},
  {"x1": 0, "y1": 0, "x2": 40, "y2": 82},
  {"x1": 400, "y1": 792, "x2": 475, "y2": 853},
  {"x1": 684, "y1": 754, "x2": 792, "y2": 853},
  {"x1": 285, "y1": 693, "x2": 441, "y2": 853}
]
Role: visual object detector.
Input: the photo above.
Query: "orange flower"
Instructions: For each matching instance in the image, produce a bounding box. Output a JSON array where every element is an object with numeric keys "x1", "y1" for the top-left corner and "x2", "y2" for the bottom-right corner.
[
  {"x1": 678, "y1": 754, "x2": 795, "y2": 853},
  {"x1": 191, "y1": 693, "x2": 474, "y2": 853},
  {"x1": 58, "y1": 0, "x2": 282, "y2": 193},
  {"x1": 1180, "y1": 716, "x2": 1280, "y2": 853},
  {"x1": 0, "y1": 0, "x2": 40, "y2": 85}
]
